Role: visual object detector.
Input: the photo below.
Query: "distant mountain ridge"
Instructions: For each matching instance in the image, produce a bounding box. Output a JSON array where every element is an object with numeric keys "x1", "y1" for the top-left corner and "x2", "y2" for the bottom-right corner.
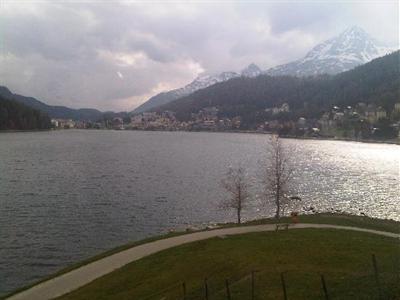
[
  {"x1": 133, "y1": 26, "x2": 396, "y2": 114},
  {"x1": 0, "y1": 86, "x2": 103, "y2": 121},
  {"x1": 132, "y1": 64, "x2": 262, "y2": 113},
  {"x1": 241, "y1": 63, "x2": 262, "y2": 77}
]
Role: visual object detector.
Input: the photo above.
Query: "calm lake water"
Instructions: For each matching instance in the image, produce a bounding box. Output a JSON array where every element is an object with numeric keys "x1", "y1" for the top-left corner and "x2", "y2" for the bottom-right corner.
[{"x1": 0, "y1": 130, "x2": 399, "y2": 296}]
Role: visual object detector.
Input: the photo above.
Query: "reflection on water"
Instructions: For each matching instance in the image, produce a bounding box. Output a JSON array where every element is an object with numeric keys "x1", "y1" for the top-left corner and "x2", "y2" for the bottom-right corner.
[{"x1": 0, "y1": 130, "x2": 398, "y2": 295}]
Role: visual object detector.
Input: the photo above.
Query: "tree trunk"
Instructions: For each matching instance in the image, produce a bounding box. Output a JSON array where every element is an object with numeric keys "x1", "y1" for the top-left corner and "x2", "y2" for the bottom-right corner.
[
  {"x1": 275, "y1": 199, "x2": 280, "y2": 219},
  {"x1": 275, "y1": 189, "x2": 280, "y2": 220},
  {"x1": 237, "y1": 186, "x2": 242, "y2": 224}
]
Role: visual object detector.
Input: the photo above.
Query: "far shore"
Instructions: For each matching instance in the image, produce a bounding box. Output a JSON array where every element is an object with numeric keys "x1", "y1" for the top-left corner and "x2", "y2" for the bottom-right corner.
[
  {"x1": 0, "y1": 129, "x2": 51, "y2": 133},
  {"x1": 1, "y1": 128, "x2": 399, "y2": 145},
  {"x1": 205, "y1": 129, "x2": 400, "y2": 145}
]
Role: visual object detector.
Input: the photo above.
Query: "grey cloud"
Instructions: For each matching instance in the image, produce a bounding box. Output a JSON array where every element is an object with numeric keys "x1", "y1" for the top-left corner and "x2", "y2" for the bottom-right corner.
[
  {"x1": 264, "y1": 3, "x2": 340, "y2": 34},
  {"x1": 1, "y1": 5, "x2": 98, "y2": 60},
  {"x1": 0, "y1": 1, "x2": 398, "y2": 111}
]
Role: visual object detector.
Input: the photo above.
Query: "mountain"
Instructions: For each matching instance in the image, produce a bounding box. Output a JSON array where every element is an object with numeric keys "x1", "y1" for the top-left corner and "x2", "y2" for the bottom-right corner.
[
  {"x1": 0, "y1": 95, "x2": 51, "y2": 130},
  {"x1": 155, "y1": 51, "x2": 400, "y2": 128},
  {"x1": 132, "y1": 64, "x2": 261, "y2": 114},
  {"x1": 0, "y1": 87, "x2": 103, "y2": 121},
  {"x1": 175, "y1": 71, "x2": 240, "y2": 95},
  {"x1": 133, "y1": 26, "x2": 395, "y2": 114},
  {"x1": 266, "y1": 26, "x2": 394, "y2": 76},
  {"x1": 241, "y1": 63, "x2": 262, "y2": 77}
]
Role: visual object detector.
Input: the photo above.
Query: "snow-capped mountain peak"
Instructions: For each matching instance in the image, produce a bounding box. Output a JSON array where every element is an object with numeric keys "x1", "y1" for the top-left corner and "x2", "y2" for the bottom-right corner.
[
  {"x1": 241, "y1": 63, "x2": 262, "y2": 77},
  {"x1": 132, "y1": 71, "x2": 241, "y2": 113},
  {"x1": 266, "y1": 26, "x2": 395, "y2": 76},
  {"x1": 174, "y1": 66, "x2": 263, "y2": 101},
  {"x1": 180, "y1": 71, "x2": 240, "y2": 96}
]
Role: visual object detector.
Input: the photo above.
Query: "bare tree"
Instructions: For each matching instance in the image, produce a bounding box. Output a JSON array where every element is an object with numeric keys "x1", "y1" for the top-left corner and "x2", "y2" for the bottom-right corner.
[
  {"x1": 263, "y1": 135, "x2": 294, "y2": 220},
  {"x1": 220, "y1": 166, "x2": 250, "y2": 224}
]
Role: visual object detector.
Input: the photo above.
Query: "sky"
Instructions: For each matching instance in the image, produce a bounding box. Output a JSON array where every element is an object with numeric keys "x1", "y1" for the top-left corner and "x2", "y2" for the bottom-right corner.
[{"x1": 0, "y1": 1, "x2": 398, "y2": 112}]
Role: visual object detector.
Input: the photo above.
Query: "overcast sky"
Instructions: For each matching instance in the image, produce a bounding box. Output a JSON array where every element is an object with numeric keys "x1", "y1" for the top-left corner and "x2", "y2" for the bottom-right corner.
[{"x1": 0, "y1": 1, "x2": 398, "y2": 111}]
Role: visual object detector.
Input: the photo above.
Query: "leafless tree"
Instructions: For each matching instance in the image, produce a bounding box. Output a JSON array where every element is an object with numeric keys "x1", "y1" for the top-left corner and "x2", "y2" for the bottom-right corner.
[
  {"x1": 220, "y1": 166, "x2": 250, "y2": 224},
  {"x1": 263, "y1": 135, "x2": 295, "y2": 220}
]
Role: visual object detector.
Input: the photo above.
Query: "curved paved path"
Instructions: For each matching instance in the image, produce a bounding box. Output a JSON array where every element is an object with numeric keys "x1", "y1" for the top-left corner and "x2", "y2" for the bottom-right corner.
[{"x1": 7, "y1": 224, "x2": 399, "y2": 300}]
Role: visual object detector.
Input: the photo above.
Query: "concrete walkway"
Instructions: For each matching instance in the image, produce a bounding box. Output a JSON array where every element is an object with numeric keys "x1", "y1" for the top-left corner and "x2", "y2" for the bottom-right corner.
[{"x1": 7, "y1": 223, "x2": 399, "y2": 300}]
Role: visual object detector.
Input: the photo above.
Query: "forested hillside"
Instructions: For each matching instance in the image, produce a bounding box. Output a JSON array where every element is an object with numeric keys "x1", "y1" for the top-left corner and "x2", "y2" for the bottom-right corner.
[
  {"x1": 0, "y1": 87, "x2": 103, "y2": 121},
  {"x1": 155, "y1": 51, "x2": 399, "y2": 127},
  {"x1": 0, "y1": 95, "x2": 51, "y2": 130}
]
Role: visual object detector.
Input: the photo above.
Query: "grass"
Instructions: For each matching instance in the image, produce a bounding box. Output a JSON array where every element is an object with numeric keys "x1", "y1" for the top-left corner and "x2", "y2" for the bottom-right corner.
[
  {"x1": 1, "y1": 232, "x2": 185, "y2": 299},
  {"x1": 4, "y1": 213, "x2": 399, "y2": 299},
  {"x1": 57, "y1": 229, "x2": 400, "y2": 300}
]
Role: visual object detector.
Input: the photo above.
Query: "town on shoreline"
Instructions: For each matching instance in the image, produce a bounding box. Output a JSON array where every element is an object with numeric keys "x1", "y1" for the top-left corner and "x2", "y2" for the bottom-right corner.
[{"x1": 50, "y1": 102, "x2": 400, "y2": 144}]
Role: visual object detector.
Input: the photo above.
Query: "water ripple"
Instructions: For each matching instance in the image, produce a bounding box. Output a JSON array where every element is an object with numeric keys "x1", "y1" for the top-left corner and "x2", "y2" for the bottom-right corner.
[{"x1": 0, "y1": 130, "x2": 398, "y2": 296}]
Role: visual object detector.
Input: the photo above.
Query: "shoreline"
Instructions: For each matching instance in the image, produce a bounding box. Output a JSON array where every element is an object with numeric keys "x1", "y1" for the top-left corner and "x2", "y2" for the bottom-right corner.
[
  {"x1": 0, "y1": 129, "x2": 51, "y2": 133},
  {"x1": 209, "y1": 129, "x2": 400, "y2": 145},
  {"x1": 116, "y1": 128, "x2": 400, "y2": 145},
  {"x1": 3, "y1": 128, "x2": 398, "y2": 145}
]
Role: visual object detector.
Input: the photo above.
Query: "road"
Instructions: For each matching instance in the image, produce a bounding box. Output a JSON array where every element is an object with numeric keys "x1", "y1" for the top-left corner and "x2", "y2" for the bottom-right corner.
[{"x1": 7, "y1": 223, "x2": 399, "y2": 300}]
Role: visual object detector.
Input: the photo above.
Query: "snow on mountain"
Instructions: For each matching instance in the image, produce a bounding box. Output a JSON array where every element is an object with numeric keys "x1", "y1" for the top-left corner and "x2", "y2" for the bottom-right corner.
[
  {"x1": 181, "y1": 72, "x2": 240, "y2": 95},
  {"x1": 132, "y1": 71, "x2": 242, "y2": 113},
  {"x1": 133, "y1": 26, "x2": 395, "y2": 113},
  {"x1": 241, "y1": 63, "x2": 262, "y2": 77},
  {"x1": 133, "y1": 66, "x2": 264, "y2": 113},
  {"x1": 266, "y1": 26, "x2": 396, "y2": 76}
]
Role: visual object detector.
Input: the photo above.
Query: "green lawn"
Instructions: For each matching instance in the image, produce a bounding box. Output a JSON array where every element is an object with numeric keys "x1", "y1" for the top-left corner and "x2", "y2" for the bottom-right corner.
[
  {"x1": 58, "y1": 229, "x2": 400, "y2": 300},
  {"x1": 5, "y1": 214, "x2": 399, "y2": 300}
]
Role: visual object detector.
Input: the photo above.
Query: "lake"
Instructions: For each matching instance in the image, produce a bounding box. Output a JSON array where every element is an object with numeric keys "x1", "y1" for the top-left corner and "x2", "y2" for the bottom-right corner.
[{"x1": 0, "y1": 130, "x2": 399, "y2": 296}]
